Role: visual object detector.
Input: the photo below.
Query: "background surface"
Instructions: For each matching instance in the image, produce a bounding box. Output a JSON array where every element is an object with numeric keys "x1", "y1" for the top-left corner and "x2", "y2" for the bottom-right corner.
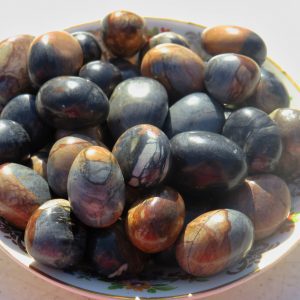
[{"x1": 0, "y1": 0, "x2": 299, "y2": 299}]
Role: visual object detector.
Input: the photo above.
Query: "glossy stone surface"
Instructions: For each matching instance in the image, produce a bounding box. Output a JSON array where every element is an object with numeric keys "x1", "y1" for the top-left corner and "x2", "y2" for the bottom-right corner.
[
  {"x1": 28, "y1": 148, "x2": 49, "y2": 180},
  {"x1": 101, "y1": 10, "x2": 146, "y2": 57},
  {"x1": 0, "y1": 119, "x2": 31, "y2": 164},
  {"x1": 245, "y1": 68, "x2": 290, "y2": 114},
  {"x1": 112, "y1": 124, "x2": 171, "y2": 188},
  {"x1": 163, "y1": 92, "x2": 225, "y2": 138},
  {"x1": 1, "y1": 94, "x2": 52, "y2": 151},
  {"x1": 36, "y1": 76, "x2": 109, "y2": 129},
  {"x1": 109, "y1": 58, "x2": 140, "y2": 80},
  {"x1": 25, "y1": 199, "x2": 86, "y2": 269},
  {"x1": 47, "y1": 136, "x2": 95, "y2": 197},
  {"x1": 201, "y1": 25, "x2": 267, "y2": 65},
  {"x1": 270, "y1": 108, "x2": 300, "y2": 179},
  {"x1": 87, "y1": 221, "x2": 146, "y2": 277},
  {"x1": 107, "y1": 77, "x2": 168, "y2": 139},
  {"x1": 79, "y1": 61, "x2": 122, "y2": 96},
  {"x1": 0, "y1": 34, "x2": 34, "y2": 110},
  {"x1": 68, "y1": 146, "x2": 125, "y2": 227},
  {"x1": 28, "y1": 31, "x2": 83, "y2": 87},
  {"x1": 170, "y1": 131, "x2": 247, "y2": 192},
  {"x1": 223, "y1": 107, "x2": 282, "y2": 174},
  {"x1": 126, "y1": 186, "x2": 185, "y2": 253},
  {"x1": 176, "y1": 209, "x2": 254, "y2": 277},
  {"x1": 204, "y1": 53, "x2": 260, "y2": 105},
  {"x1": 72, "y1": 31, "x2": 102, "y2": 64},
  {"x1": 0, "y1": 163, "x2": 51, "y2": 229},
  {"x1": 141, "y1": 43, "x2": 205, "y2": 101},
  {"x1": 219, "y1": 174, "x2": 291, "y2": 240}
]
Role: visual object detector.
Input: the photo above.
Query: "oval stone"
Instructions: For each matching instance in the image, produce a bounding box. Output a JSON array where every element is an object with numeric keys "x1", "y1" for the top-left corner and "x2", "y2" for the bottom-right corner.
[
  {"x1": 201, "y1": 25, "x2": 267, "y2": 65},
  {"x1": 0, "y1": 34, "x2": 34, "y2": 110},
  {"x1": 68, "y1": 146, "x2": 125, "y2": 228},
  {"x1": 28, "y1": 31, "x2": 83, "y2": 87},
  {"x1": 0, "y1": 163, "x2": 51, "y2": 229},
  {"x1": 36, "y1": 76, "x2": 109, "y2": 130},
  {"x1": 176, "y1": 209, "x2": 254, "y2": 276},
  {"x1": 112, "y1": 124, "x2": 171, "y2": 188},
  {"x1": 107, "y1": 77, "x2": 168, "y2": 139},
  {"x1": 170, "y1": 131, "x2": 247, "y2": 192},
  {"x1": 204, "y1": 53, "x2": 260, "y2": 105},
  {"x1": 141, "y1": 43, "x2": 205, "y2": 102},
  {"x1": 223, "y1": 107, "x2": 282, "y2": 174}
]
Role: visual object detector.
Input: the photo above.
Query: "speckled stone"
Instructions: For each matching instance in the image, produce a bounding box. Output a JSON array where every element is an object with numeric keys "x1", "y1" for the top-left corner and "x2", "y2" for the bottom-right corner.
[
  {"x1": 1, "y1": 94, "x2": 52, "y2": 151},
  {"x1": 204, "y1": 53, "x2": 261, "y2": 105},
  {"x1": 0, "y1": 34, "x2": 34, "y2": 110},
  {"x1": 112, "y1": 124, "x2": 171, "y2": 188},
  {"x1": 68, "y1": 146, "x2": 125, "y2": 228},
  {"x1": 270, "y1": 108, "x2": 300, "y2": 179},
  {"x1": 0, "y1": 163, "x2": 51, "y2": 229},
  {"x1": 141, "y1": 43, "x2": 205, "y2": 101},
  {"x1": 163, "y1": 92, "x2": 225, "y2": 138},
  {"x1": 72, "y1": 31, "x2": 102, "y2": 64},
  {"x1": 25, "y1": 199, "x2": 86, "y2": 269},
  {"x1": 223, "y1": 107, "x2": 282, "y2": 174},
  {"x1": 245, "y1": 68, "x2": 290, "y2": 114},
  {"x1": 101, "y1": 10, "x2": 146, "y2": 57},
  {"x1": 36, "y1": 76, "x2": 109, "y2": 130},
  {"x1": 79, "y1": 61, "x2": 122, "y2": 97},
  {"x1": 28, "y1": 31, "x2": 83, "y2": 87},
  {"x1": 47, "y1": 136, "x2": 96, "y2": 197},
  {"x1": 176, "y1": 209, "x2": 254, "y2": 276},
  {"x1": 107, "y1": 77, "x2": 169, "y2": 139},
  {"x1": 0, "y1": 119, "x2": 31, "y2": 164},
  {"x1": 126, "y1": 186, "x2": 185, "y2": 253},
  {"x1": 219, "y1": 174, "x2": 291, "y2": 240},
  {"x1": 201, "y1": 25, "x2": 267, "y2": 65},
  {"x1": 170, "y1": 131, "x2": 247, "y2": 192}
]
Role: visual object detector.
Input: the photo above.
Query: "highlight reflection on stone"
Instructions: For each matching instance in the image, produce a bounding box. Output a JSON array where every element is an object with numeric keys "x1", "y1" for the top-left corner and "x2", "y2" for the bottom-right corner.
[
  {"x1": 204, "y1": 53, "x2": 260, "y2": 105},
  {"x1": 141, "y1": 43, "x2": 205, "y2": 102},
  {"x1": 201, "y1": 25, "x2": 267, "y2": 65},
  {"x1": 28, "y1": 31, "x2": 83, "y2": 87}
]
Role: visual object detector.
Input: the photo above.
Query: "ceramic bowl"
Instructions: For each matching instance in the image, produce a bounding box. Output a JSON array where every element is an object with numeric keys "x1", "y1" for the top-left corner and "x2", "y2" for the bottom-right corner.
[{"x1": 0, "y1": 17, "x2": 300, "y2": 300}]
